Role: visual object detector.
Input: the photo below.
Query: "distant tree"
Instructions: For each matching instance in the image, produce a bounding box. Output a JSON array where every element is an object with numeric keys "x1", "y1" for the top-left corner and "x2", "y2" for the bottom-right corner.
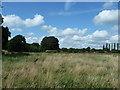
[
  {"x1": 81, "y1": 48, "x2": 86, "y2": 52},
  {"x1": 91, "y1": 48, "x2": 96, "y2": 52},
  {"x1": 61, "y1": 48, "x2": 68, "y2": 52},
  {"x1": 106, "y1": 43, "x2": 108, "y2": 50},
  {"x1": 8, "y1": 35, "x2": 27, "y2": 52},
  {"x1": 108, "y1": 44, "x2": 110, "y2": 51},
  {"x1": 111, "y1": 43, "x2": 113, "y2": 50},
  {"x1": 41, "y1": 36, "x2": 59, "y2": 51},
  {"x1": 2, "y1": 26, "x2": 11, "y2": 50},
  {"x1": 31, "y1": 43, "x2": 39, "y2": 47},
  {"x1": 68, "y1": 48, "x2": 74, "y2": 53},
  {"x1": 114, "y1": 43, "x2": 116, "y2": 50},
  {"x1": 117, "y1": 43, "x2": 119, "y2": 50},
  {"x1": 86, "y1": 47, "x2": 91, "y2": 52},
  {"x1": 26, "y1": 43, "x2": 40, "y2": 52},
  {"x1": 39, "y1": 45, "x2": 45, "y2": 52},
  {"x1": 103, "y1": 45, "x2": 105, "y2": 50}
]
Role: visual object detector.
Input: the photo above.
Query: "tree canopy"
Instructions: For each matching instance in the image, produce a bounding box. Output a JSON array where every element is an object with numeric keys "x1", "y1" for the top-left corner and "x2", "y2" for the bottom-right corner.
[
  {"x1": 8, "y1": 35, "x2": 27, "y2": 52},
  {"x1": 2, "y1": 26, "x2": 11, "y2": 50},
  {"x1": 0, "y1": 14, "x2": 4, "y2": 25},
  {"x1": 41, "y1": 36, "x2": 59, "y2": 50}
]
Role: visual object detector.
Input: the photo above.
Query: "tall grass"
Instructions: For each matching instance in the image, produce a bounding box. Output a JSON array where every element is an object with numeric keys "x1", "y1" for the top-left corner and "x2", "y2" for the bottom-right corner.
[{"x1": 2, "y1": 53, "x2": 118, "y2": 88}]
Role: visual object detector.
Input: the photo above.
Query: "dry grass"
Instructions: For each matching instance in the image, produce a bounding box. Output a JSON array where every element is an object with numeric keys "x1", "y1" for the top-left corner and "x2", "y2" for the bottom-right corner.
[{"x1": 2, "y1": 53, "x2": 119, "y2": 88}]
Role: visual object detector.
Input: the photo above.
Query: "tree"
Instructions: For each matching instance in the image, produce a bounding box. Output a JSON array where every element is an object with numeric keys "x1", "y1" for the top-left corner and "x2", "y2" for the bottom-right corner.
[
  {"x1": 114, "y1": 43, "x2": 116, "y2": 50},
  {"x1": 8, "y1": 35, "x2": 27, "y2": 52},
  {"x1": 91, "y1": 48, "x2": 96, "y2": 52},
  {"x1": 103, "y1": 45, "x2": 105, "y2": 50},
  {"x1": 108, "y1": 44, "x2": 110, "y2": 51},
  {"x1": 117, "y1": 43, "x2": 119, "y2": 50},
  {"x1": 61, "y1": 48, "x2": 68, "y2": 52},
  {"x1": 26, "y1": 43, "x2": 40, "y2": 52},
  {"x1": 41, "y1": 36, "x2": 59, "y2": 51},
  {"x1": 86, "y1": 47, "x2": 91, "y2": 52},
  {"x1": 68, "y1": 48, "x2": 74, "y2": 53},
  {"x1": 31, "y1": 43, "x2": 39, "y2": 47},
  {"x1": 2, "y1": 26, "x2": 11, "y2": 50},
  {"x1": 0, "y1": 14, "x2": 4, "y2": 25},
  {"x1": 106, "y1": 43, "x2": 108, "y2": 50}
]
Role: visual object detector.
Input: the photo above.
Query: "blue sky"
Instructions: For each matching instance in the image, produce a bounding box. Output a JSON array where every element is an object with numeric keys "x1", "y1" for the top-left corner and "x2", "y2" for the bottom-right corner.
[{"x1": 2, "y1": 2, "x2": 119, "y2": 49}]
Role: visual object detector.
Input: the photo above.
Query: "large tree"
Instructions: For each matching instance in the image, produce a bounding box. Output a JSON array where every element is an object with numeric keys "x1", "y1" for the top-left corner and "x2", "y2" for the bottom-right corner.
[
  {"x1": 8, "y1": 35, "x2": 27, "y2": 52},
  {"x1": 41, "y1": 36, "x2": 59, "y2": 50},
  {"x1": 1, "y1": 14, "x2": 11, "y2": 50},
  {"x1": 0, "y1": 14, "x2": 4, "y2": 25},
  {"x1": 2, "y1": 26, "x2": 11, "y2": 50}
]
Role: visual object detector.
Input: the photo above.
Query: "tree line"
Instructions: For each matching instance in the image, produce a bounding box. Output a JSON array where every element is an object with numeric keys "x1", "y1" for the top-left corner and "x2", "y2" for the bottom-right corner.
[{"x1": 2, "y1": 29, "x2": 120, "y2": 53}]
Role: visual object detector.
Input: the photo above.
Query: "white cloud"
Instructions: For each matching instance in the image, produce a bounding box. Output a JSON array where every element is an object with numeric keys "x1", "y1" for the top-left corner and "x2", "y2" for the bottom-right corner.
[
  {"x1": 10, "y1": 28, "x2": 23, "y2": 32},
  {"x1": 62, "y1": 28, "x2": 76, "y2": 35},
  {"x1": 25, "y1": 24, "x2": 116, "y2": 49},
  {"x1": 3, "y1": 15, "x2": 23, "y2": 27},
  {"x1": 93, "y1": 10, "x2": 118, "y2": 25},
  {"x1": 26, "y1": 37, "x2": 38, "y2": 44},
  {"x1": 25, "y1": 33, "x2": 118, "y2": 48},
  {"x1": 61, "y1": 30, "x2": 109, "y2": 49},
  {"x1": 41, "y1": 25, "x2": 88, "y2": 37},
  {"x1": 103, "y1": 2, "x2": 113, "y2": 9},
  {"x1": 41, "y1": 25, "x2": 53, "y2": 30},
  {"x1": 27, "y1": 32, "x2": 34, "y2": 36},
  {"x1": 111, "y1": 25, "x2": 120, "y2": 31},
  {"x1": 109, "y1": 35, "x2": 118, "y2": 43},
  {"x1": 41, "y1": 25, "x2": 113, "y2": 49},
  {"x1": 92, "y1": 30, "x2": 108, "y2": 38},
  {"x1": 3, "y1": 14, "x2": 44, "y2": 27},
  {"x1": 26, "y1": 36, "x2": 45, "y2": 44},
  {"x1": 24, "y1": 14, "x2": 44, "y2": 27}
]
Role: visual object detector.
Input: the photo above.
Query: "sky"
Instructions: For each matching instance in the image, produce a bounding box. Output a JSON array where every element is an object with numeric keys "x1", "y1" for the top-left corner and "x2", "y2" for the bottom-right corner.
[{"x1": 2, "y1": 2, "x2": 119, "y2": 49}]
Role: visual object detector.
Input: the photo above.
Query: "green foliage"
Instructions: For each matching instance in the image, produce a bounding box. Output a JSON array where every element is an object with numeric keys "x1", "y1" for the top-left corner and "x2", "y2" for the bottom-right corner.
[
  {"x1": 2, "y1": 26, "x2": 11, "y2": 50},
  {"x1": 31, "y1": 43, "x2": 39, "y2": 47},
  {"x1": 26, "y1": 43, "x2": 44, "y2": 52},
  {"x1": 86, "y1": 47, "x2": 91, "y2": 52},
  {"x1": 60, "y1": 48, "x2": 68, "y2": 52},
  {"x1": 0, "y1": 14, "x2": 4, "y2": 25},
  {"x1": 26, "y1": 43, "x2": 39, "y2": 52},
  {"x1": 41, "y1": 36, "x2": 59, "y2": 50},
  {"x1": 8, "y1": 35, "x2": 27, "y2": 52}
]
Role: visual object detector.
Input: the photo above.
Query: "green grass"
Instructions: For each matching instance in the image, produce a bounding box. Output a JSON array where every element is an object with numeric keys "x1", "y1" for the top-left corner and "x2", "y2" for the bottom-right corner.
[{"x1": 2, "y1": 52, "x2": 119, "y2": 88}]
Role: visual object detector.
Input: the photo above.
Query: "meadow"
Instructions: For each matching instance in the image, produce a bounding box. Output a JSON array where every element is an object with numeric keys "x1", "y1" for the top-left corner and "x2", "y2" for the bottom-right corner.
[{"x1": 2, "y1": 52, "x2": 119, "y2": 88}]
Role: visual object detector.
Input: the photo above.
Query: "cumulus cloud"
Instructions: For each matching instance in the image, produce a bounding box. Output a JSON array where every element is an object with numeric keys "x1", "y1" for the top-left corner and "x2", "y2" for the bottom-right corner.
[
  {"x1": 26, "y1": 36, "x2": 44, "y2": 44},
  {"x1": 41, "y1": 25, "x2": 112, "y2": 49},
  {"x1": 27, "y1": 32, "x2": 34, "y2": 36},
  {"x1": 92, "y1": 30, "x2": 108, "y2": 38},
  {"x1": 109, "y1": 35, "x2": 118, "y2": 43},
  {"x1": 3, "y1": 14, "x2": 44, "y2": 27},
  {"x1": 41, "y1": 25, "x2": 88, "y2": 36},
  {"x1": 93, "y1": 10, "x2": 118, "y2": 25},
  {"x1": 26, "y1": 37, "x2": 39, "y2": 44},
  {"x1": 10, "y1": 28, "x2": 23, "y2": 32}
]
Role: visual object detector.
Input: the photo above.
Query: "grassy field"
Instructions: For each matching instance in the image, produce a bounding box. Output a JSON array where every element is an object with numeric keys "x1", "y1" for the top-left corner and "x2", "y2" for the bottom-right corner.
[{"x1": 2, "y1": 52, "x2": 118, "y2": 88}]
